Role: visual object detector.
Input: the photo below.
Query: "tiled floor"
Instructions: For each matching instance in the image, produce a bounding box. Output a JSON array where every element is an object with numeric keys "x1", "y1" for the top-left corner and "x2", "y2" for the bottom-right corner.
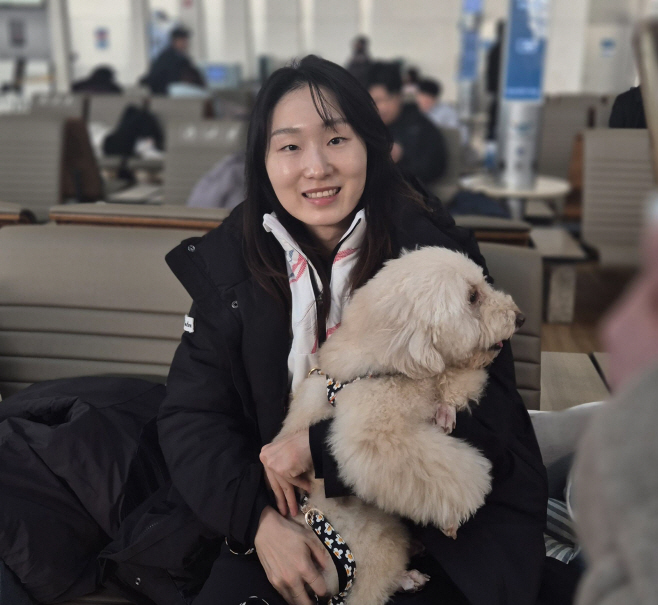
[{"x1": 541, "y1": 263, "x2": 635, "y2": 353}]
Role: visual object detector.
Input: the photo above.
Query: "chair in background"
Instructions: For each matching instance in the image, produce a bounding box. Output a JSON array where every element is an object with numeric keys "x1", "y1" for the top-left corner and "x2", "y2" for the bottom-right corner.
[
  {"x1": 50, "y1": 203, "x2": 229, "y2": 231},
  {"x1": 161, "y1": 119, "x2": 247, "y2": 205},
  {"x1": 0, "y1": 202, "x2": 35, "y2": 226},
  {"x1": 31, "y1": 93, "x2": 86, "y2": 120},
  {"x1": 581, "y1": 128, "x2": 654, "y2": 267},
  {"x1": 0, "y1": 114, "x2": 103, "y2": 221},
  {"x1": 88, "y1": 92, "x2": 147, "y2": 130},
  {"x1": 0, "y1": 116, "x2": 64, "y2": 221},
  {"x1": 480, "y1": 242, "x2": 543, "y2": 410},
  {"x1": 0, "y1": 224, "x2": 194, "y2": 399},
  {"x1": 538, "y1": 94, "x2": 613, "y2": 180},
  {"x1": 148, "y1": 96, "x2": 212, "y2": 126},
  {"x1": 454, "y1": 215, "x2": 531, "y2": 246}
]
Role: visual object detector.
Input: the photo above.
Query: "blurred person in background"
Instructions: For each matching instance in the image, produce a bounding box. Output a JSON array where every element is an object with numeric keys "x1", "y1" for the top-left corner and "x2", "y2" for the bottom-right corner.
[
  {"x1": 485, "y1": 20, "x2": 505, "y2": 141},
  {"x1": 168, "y1": 66, "x2": 209, "y2": 98},
  {"x1": 368, "y1": 61, "x2": 448, "y2": 186},
  {"x1": 346, "y1": 35, "x2": 372, "y2": 88},
  {"x1": 72, "y1": 66, "x2": 122, "y2": 94},
  {"x1": 608, "y1": 85, "x2": 647, "y2": 129},
  {"x1": 416, "y1": 77, "x2": 466, "y2": 143},
  {"x1": 573, "y1": 197, "x2": 658, "y2": 605},
  {"x1": 141, "y1": 26, "x2": 205, "y2": 95},
  {"x1": 402, "y1": 66, "x2": 421, "y2": 99}
]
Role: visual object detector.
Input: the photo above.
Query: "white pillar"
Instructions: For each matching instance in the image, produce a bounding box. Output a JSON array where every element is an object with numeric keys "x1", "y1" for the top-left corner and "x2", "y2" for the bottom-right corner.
[
  {"x1": 358, "y1": 0, "x2": 374, "y2": 37},
  {"x1": 243, "y1": 0, "x2": 256, "y2": 79},
  {"x1": 47, "y1": 0, "x2": 73, "y2": 92},
  {"x1": 179, "y1": 0, "x2": 207, "y2": 63},
  {"x1": 250, "y1": 0, "x2": 266, "y2": 59},
  {"x1": 128, "y1": 0, "x2": 151, "y2": 84},
  {"x1": 205, "y1": 0, "x2": 226, "y2": 62},
  {"x1": 298, "y1": 0, "x2": 314, "y2": 55}
]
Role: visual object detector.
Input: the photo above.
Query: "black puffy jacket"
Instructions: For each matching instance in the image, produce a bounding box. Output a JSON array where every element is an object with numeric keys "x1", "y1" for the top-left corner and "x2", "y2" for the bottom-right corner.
[{"x1": 157, "y1": 198, "x2": 549, "y2": 605}]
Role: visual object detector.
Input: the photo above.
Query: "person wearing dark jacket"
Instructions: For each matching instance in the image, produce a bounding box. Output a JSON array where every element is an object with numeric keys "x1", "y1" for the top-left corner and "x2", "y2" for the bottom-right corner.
[
  {"x1": 72, "y1": 66, "x2": 122, "y2": 94},
  {"x1": 0, "y1": 56, "x2": 567, "y2": 605},
  {"x1": 367, "y1": 62, "x2": 448, "y2": 186},
  {"x1": 140, "y1": 26, "x2": 204, "y2": 95},
  {"x1": 608, "y1": 85, "x2": 647, "y2": 129},
  {"x1": 156, "y1": 56, "x2": 556, "y2": 605}
]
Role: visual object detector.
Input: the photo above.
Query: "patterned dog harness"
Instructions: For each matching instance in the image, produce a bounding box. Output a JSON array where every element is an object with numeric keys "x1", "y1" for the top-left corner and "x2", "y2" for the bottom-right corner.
[
  {"x1": 300, "y1": 495, "x2": 356, "y2": 605},
  {"x1": 308, "y1": 367, "x2": 374, "y2": 408},
  {"x1": 304, "y1": 368, "x2": 364, "y2": 603}
]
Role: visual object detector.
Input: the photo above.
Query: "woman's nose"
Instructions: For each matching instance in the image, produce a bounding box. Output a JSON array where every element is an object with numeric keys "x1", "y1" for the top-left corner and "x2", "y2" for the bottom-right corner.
[{"x1": 302, "y1": 147, "x2": 332, "y2": 178}]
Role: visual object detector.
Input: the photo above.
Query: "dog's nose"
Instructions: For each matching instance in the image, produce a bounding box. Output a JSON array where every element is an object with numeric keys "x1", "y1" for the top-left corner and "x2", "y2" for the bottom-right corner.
[{"x1": 515, "y1": 313, "x2": 525, "y2": 329}]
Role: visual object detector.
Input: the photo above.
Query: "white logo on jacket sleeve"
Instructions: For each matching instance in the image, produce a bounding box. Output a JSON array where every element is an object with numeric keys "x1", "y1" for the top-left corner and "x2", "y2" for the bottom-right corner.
[{"x1": 183, "y1": 315, "x2": 195, "y2": 333}]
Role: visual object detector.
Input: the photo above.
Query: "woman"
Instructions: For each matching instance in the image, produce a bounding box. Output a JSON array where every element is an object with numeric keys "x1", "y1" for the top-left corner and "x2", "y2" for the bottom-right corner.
[{"x1": 159, "y1": 56, "x2": 548, "y2": 605}]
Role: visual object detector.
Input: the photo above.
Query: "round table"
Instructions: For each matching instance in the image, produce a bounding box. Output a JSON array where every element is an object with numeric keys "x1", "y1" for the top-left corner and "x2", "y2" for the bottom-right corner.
[{"x1": 459, "y1": 174, "x2": 571, "y2": 220}]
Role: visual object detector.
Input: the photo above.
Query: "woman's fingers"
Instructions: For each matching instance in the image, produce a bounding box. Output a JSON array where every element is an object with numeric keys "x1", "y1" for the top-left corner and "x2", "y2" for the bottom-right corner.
[
  {"x1": 264, "y1": 467, "x2": 288, "y2": 516},
  {"x1": 303, "y1": 563, "x2": 328, "y2": 597},
  {"x1": 287, "y1": 473, "x2": 312, "y2": 493},
  {"x1": 265, "y1": 468, "x2": 301, "y2": 518},
  {"x1": 286, "y1": 582, "x2": 315, "y2": 605},
  {"x1": 306, "y1": 535, "x2": 329, "y2": 572},
  {"x1": 260, "y1": 430, "x2": 313, "y2": 481},
  {"x1": 277, "y1": 473, "x2": 299, "y2": 517}
]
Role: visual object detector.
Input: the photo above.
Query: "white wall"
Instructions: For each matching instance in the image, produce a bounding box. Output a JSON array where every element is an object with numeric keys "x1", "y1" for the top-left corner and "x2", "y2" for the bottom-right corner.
[
  {"x1": 581, "y1": 0, "x2": 641, "y2": 94},
  {"x1": 63, "y1": 0, "x2": 648, "y2": 96},
  {"x1": 68, "y1": 0, "x2": 132, "y2": 83},
  {"x1": 369, "y1": 0, "x2": 461, "y2": 101}
]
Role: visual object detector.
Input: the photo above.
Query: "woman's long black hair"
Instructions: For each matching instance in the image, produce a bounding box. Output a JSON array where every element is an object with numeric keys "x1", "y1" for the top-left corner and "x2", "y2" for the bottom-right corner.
[{"x1": 243, "y1": 55, "x2": 423, "y2": 315}]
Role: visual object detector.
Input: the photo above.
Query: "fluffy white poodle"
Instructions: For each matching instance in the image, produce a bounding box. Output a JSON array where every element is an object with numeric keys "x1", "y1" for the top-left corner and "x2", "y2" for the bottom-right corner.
[{"x1": 274, "y1": 246, "x2": 524, "y2": 604}]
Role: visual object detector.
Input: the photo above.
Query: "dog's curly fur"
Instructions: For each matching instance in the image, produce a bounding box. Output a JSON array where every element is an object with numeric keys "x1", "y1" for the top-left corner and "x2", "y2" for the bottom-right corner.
[{"x1": 274, "y1": 247, "x2": 522, "y2": 604}]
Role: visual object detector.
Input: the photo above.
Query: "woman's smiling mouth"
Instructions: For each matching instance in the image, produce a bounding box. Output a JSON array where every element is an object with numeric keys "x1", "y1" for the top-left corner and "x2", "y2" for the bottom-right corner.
[{"x1": 302, "y1": 187, "x2": 341, "y2": 199}]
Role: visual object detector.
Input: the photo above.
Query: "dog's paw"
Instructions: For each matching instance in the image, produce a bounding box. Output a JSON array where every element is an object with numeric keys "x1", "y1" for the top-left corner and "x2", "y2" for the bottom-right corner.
[
  {"x1": 434, "y1": 403, "x2": 456, "y2": 434},
  {"x1": 397, "y1": 569, "x2": 431, "y2": 593}
]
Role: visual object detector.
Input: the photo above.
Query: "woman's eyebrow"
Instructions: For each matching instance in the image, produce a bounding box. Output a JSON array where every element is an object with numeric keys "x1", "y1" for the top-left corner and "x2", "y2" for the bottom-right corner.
[
  {"x1": 270, "y1": 118, "x2": 347, "y2": 138},
  {"x1": 324, "y1": 118, "x2": 348, "y2": 130},
  {"x1": 270, "y1": 126, "x2": 300, "y2": 138}
]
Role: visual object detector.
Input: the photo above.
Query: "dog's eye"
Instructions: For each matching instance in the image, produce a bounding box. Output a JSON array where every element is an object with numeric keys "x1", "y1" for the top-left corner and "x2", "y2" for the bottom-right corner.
[{"x1": 469, "y1": 289, "x2": 479, "y2": 304}]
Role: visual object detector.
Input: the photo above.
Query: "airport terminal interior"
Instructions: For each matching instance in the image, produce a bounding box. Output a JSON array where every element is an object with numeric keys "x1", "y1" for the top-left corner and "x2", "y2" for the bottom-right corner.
[{"x1": 1, "y1": 0, "x2": 658, "y2": 604}]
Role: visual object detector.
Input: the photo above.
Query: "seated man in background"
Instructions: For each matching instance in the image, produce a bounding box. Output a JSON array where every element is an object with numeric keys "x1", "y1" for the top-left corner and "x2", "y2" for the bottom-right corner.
[
  {"x1": 141, "y1": 26, "x2": 205, "y2": 95},
  {"x1": 416, "y1": 78, "x2": 459, "y2": 130},
  {"x1": 368, "y1": 62, "x2": 448, "y2": 186}
]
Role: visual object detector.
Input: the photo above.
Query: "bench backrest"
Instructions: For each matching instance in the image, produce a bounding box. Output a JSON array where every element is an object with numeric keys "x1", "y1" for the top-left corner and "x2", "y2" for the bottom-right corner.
[
  {"x1": 0, "y1": 225, "x2": 194, "y2": 398},
  {"x1": 88, "y1": 93, "x2": 147, "y2": 128},
  {"x1": 582, "y1": 128, "x2": 654, "y2": 266},
  {"x1": 163, "y1": 119, "x2": 247, "y2": 205},
  {"x1": 0, "y1": 116, "x2": 63, "y2": 220},
  {"x1": 538, "y1": 94, "x2": 613, "y2": 179},
  {"x1": 480, "y1": 242, "x2": 543, "y2": 410}
]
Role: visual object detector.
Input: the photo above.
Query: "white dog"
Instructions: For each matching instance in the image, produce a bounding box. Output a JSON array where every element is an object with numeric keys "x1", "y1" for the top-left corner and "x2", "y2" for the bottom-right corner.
[{"x1": 274, "y1": 246, "x2": 524, "y2": 605}]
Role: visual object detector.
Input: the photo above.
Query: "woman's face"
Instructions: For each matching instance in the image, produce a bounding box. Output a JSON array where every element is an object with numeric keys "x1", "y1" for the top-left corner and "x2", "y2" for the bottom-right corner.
[{"x1": 265, "y1": 85, "x2": 367, "y2": 252}]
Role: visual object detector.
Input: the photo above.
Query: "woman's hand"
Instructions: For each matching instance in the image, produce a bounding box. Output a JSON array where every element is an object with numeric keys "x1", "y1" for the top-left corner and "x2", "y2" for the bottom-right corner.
[
  {"x1": 260, "y1": 430, "x2": 313, "y2": 517},
  {"x1": 255, "y1": 506, "x2": 329, "y2": 605}
]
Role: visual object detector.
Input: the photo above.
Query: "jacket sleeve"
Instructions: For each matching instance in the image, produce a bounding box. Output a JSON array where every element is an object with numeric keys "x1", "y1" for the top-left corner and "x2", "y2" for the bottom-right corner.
[{"x1": 157, "y1": 302, "x2": 271, "y2": 549}]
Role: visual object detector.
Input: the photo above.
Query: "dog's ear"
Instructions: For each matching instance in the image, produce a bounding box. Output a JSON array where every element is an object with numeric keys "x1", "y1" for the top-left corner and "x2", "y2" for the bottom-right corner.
[{"x1": 390, "y1": 328, "x2": 445, "y2": 379}]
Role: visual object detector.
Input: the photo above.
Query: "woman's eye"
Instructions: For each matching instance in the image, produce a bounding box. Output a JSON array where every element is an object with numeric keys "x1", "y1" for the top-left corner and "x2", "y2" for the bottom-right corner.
[
  {"x1": 281, "y1": 144, "x2": 299, "y2": 151},
  {"x1": 328, "y1": 137, "x2": 345, "y2": 145}
]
